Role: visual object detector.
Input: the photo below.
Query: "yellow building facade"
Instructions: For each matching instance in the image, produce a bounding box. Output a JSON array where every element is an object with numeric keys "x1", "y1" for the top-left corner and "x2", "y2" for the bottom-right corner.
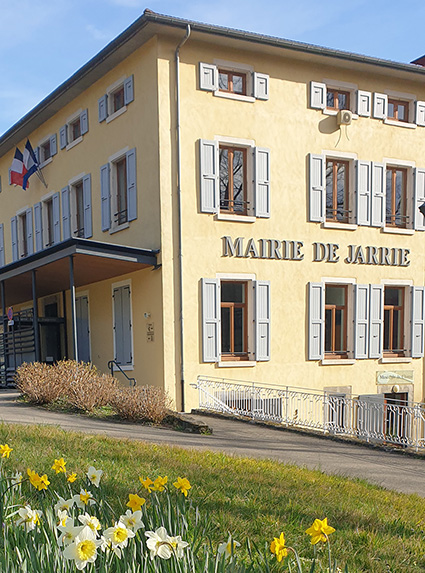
[{"x1": 1, "y1": 11, "x2": 425, "y2": 413}]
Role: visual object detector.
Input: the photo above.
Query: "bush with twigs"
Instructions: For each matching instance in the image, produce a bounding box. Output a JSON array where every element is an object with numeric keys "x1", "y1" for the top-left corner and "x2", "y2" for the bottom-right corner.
[{"x1": 110, "y1": 385, "x2": 171, "y2": 424}]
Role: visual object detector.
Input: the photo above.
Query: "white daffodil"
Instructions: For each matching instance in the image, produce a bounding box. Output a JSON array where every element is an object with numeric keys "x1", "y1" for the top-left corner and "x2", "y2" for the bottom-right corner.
[
  {"x1": 103, "y1": 520, "x2": 135, "y2": 554},
  {"x1": 86, "y1": 466, "x2": 103, "y2": 488},
  {"x1": 73, "y1": 489, "x2": 95, "y2": 509},
  {"x1": 168, "y1": 535, "x2": 189, "y2": 558},
  {"x1": 119, "y1": 509, "x2": 144, "y2": 533},
  {"x1": 63, "y1": 525, "x2": 101, "y2": 570},
  {"x1": 218, "y1": 534, "x2": 241, "y2": 562},
  {"x1": 11, "y1": 471, "x2": 22, "y2": 486},
  {"x1": 15, "y1": 505, "x2": 41, "y2": 532},
  {"x1": 78, "y1": 512, "x2": 101, "y2": 536},
  {"x1": 145, "y1": 526, "x2": 172, "y2": 560},
  {"x1": 57, "y1": 510, "x2": 70, "y2": 527},
  {"x1": 54, "y1": 495, "x2": 74, "y2": 515},
  {"x1": 58, "y1": 520, "x2": 84, "y2": 547}
]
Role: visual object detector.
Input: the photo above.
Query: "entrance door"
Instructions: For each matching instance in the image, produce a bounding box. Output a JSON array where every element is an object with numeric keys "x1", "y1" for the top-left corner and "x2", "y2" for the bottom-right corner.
[{"x1": 76, "y1": 295, "x2": 90, "y2": 363}]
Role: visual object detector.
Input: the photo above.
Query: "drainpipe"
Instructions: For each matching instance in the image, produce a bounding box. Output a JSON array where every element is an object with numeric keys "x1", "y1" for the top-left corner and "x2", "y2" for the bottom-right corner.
[{"x1": 175, "y1": 25, "x2": 191, "y2": 412}]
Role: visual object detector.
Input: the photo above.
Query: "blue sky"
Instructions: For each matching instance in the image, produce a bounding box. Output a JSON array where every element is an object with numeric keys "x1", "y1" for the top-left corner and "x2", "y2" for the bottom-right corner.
[{"x1": 1, "y1": 0, "x2": 425, "y2": 136}]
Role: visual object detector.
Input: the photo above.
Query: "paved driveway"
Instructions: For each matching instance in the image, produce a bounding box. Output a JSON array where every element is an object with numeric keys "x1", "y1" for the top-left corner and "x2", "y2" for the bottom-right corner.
[{"x1": 0, "y1": 389, "x2": 424, "y2": 497}]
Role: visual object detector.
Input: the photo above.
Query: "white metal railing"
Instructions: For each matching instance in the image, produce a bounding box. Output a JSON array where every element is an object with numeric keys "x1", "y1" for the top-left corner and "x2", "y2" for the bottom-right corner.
[{"x1": 192, "y1": 376, "x2": 425, "y2": 452}]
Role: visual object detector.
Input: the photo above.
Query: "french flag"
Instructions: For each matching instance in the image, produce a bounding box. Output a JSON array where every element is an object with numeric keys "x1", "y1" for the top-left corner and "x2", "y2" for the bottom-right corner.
[
  {"x1": 10, "y1": 147, "x2": 27, "y2": 187},
  {"x1": 22, "y1": 139, "x2": 39, "y2": 190}
]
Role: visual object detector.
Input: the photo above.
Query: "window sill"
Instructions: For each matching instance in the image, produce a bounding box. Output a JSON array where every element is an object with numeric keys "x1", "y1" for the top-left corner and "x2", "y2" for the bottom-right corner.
[
  {"x1": 106, "y1": 106, "x2": 127, "y2": 123},
  {"x1": 215, "y1": 213, "x2": 256, "y2": 223},
  {"x1": 217, "y1": 360, "x2": 256, "y2": 368},
  {"x1": 39, "y1": 157, "x2": 53, "y2": 169},
  {"x1": 66, "y1": 136, "x2": 83, "y2": 151},
  {"x1": 323, "y1": 109, "x2": 358, "y2": 120},
  {"x1": 381, "y1": 227, "x2": 414, "y2": 235},
  {"x1": 109, "y1": 222, "x2": 129, "y2": 235},
  {"x1": 321, "y1": 359, "x2": 355, "y2": 365},
  {"x1": 380, "y1": 357, "x2": 412, "y2": 364},
  {"x1": 383, "y1": 119, "x2": 416, "y2": 129},
  {"x1": 322, "y1": 221, "x2": 357, "y2": 231},
  {"x1": 213, "y1": 91, "x2": 255, "y2": 103}
]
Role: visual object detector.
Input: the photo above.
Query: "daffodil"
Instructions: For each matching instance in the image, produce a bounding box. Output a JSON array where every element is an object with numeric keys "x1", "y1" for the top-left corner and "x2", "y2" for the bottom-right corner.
[
  {"x1": 0, "y1": 443, "x2": 12, "y2": 458},
  {"x1": 57, "y1": 510, "x2": 70, "y2": 527},
  {"x1": 78, "y1": 512, "x2": 101, "y2": 536},
  {"x1": 139, "y1": 476, "x2": 154, "y2": 493},
  {"x1": 58, "y1": 520, "x2": 83, "y2": 547},
  {"x1": 218, "y1": 534, "x2": 240, "y2": 562},
  {"x1": 11, "y1": 471, "x2": 22, "y2": 486},
  {"x1": 270, "y1": 532, "x2": 288, "y2": 562},
  {"x1": 103, "y1": 520, "x2": 135, "y2": 558},
  {"x1": 15, "y1": 505, "x2": 42, "y2": 531},
  {"x1": 87, "y1": 466, "x2": 103, "y2": 488},
  {"x1": 145, "y1": 526, "x2": 173, "y2": 559},
  {"x1": 54, "y1": 495, "x2": 74, "y2": 515},
  {"x1": 67, "y1": 472, "x2": 77, "y2": 483},
  {"x1": 126, "y1": 493, "x2": 145, "y2": 511},
  {"x1": 38, "y1": 474, "x2": 50, "y2": 490},
  {"x1": 27, "y1": 468, "x2": 50, "y2": 491},
  {"x1": 63, "y1": 525, "x2": 101, "y2": 570},
  {"x1": 52, "y1": 457, "x2": 67, "y2": 474},
  {"x1": 305, "y1": 518, "x2": 335, "y2": 545},
  {"x1": 152, "y1": 475, "x2": 168, "y2": 492},
  {"x1": 168, "y1": 535, "x2": 189, "y2": 558},
  {"x1": 173, "y1": 477, "x2": 191, "y2": 497},
  {"x1": 74, "y1": 489, "x2": 95, "y2": 509},
  {"x1": 120, "y1": 509, "x2": 144, "y2": 533}
]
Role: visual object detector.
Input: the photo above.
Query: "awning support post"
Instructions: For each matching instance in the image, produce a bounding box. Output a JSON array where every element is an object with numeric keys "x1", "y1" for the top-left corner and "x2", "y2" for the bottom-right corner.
[
  {"x1": 31, "y1": 270, "x2": 40, "y2": 361},
  {"x1": 69, "y1": 255, "x2": 78, "y2": 362}
]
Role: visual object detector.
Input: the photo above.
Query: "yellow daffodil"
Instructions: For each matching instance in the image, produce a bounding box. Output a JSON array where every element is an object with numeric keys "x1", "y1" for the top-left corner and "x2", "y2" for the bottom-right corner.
[
  {"x1": 305, "y1": 517, "x2": 335, "y2": 545},
  {"x1": 27, "y1": 468, "x2": 41, "y2": 489},
  {"x1": 152, "y1": 475, "x2": 168, "y2": 492},
  {"x1": 38, "y1": 474, "x2": 50, "y2": 491},
  {"x1": 173, "y1": 477, "x2": 191, "y2": 497},
  {"x1": 52, "y1": 457, "x2": 67, "y2": 474},
  {"x1": 139, "y1": 476, "x2": 154, "y2": 493},
  {"x1": 0, "y1": 443, "x2": 12, "y2": 458},
  {"x1": 270, "y1": 532, "x2": 288, "y2": 562},
  {"x1": 126, "y1": 493, "x2": 145, "y2": 511},
  {"x1": 67, "y1": 472, "x2": 77, "y2": 483}
]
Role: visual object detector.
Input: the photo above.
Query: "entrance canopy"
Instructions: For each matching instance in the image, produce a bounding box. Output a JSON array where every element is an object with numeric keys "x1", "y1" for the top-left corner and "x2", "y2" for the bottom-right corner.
[{"x1": 0, "y1": 238, "x2": 158, "y2": 306}]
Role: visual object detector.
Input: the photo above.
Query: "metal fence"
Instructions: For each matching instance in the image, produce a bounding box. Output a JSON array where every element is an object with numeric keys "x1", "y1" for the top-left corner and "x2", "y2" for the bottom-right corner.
[{"x1": 192, "y1": 376, "x2": 425, "y2": 451}]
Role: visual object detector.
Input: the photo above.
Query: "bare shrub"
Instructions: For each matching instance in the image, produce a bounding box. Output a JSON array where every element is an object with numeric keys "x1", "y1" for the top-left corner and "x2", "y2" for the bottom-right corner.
[
  {"x1": 15, "y1": 362, "x2": 64, "y2": 405},
  {"x1": 111, "y1": 385, "x2": 171, "y2": 423}
]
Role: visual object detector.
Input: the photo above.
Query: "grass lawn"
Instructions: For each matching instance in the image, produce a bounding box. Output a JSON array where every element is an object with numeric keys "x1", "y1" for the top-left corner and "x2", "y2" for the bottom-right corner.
[{"x1": 0, "y1": 422, "x2": 424, "y2": 571}]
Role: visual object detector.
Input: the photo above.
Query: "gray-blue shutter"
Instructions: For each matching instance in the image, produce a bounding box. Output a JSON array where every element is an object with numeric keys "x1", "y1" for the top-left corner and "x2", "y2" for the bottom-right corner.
[
  {"x1": 199, "y1": 139, "x2": 219, "y2": 213},
  {"x1": 309, "y1": 154, "x2": 325, "y2": 222},
  {"x1": 0, "y1": 224, "x2": 4, "y2": 267},
  {"x1": 369, "y1": 284, "x2": 384, "y2": 359},
  {"x1": 310, "y1": 81, "x2": 326, "y2": 109},
  {"x1": 100, "y1": 163, "x2": 111, "y2": 231},
  {"x1": 126, "y1": 148, "x2": 137, "y2": 221},
  {"x1": 0, "y1": 175, "x2": 2, "y2": 193},
  {"x1": 113, "y1": 285, "x2": 132, "y2": 365},
  {"x1": 83, "y1": 174, "x2": 92, "y2": 238},
  {"x1": 201, "y1": 278, "x2": 220, "y2": 362},
  {"x1": 61, "y1": 186, "x2": 71, "y2": 240},
  {"x1": 199, "y1": 63, "x2": 218, "y2": 91},
  {"x1": 59, "y1": 125, "x2": 68, "y2": 149},
  {"x1": 354, "y1": 285, "x2": 369, "y2": 359},
  {"x1": 124, "y1": 75, "x2": 134, "y2": 105},
  {"x1": 26, "y1": 207, "x2": 33, "y2": 256},
  {"x1": 414, "y1": 168, "x2": 425, "y2": 231},
  {"x1": 411, "y1": 287, "x2": 425, "y2": 358},
  {"x1": 76, "y1": 296, "x2": 91, "y2": 363},
  {"x1": 253, "y1": 73, "x2": 269, "y2": 100},
  {"x1": 98, "y1": 95, "x2": 108, "y2": 122},
  {"x1": 356, "y1": 160, "x2": 372, "y2": 226},
  {"x1": 308, "y1": 282, "x2": 324, "y2": 360},
  {"x1": 255, "y1": 280, "x2": 271, "y2": 361},
  {"x1": 371, "y1": 162, "x2": 385, "y2": 227},
  {"x1": 34, "y1": 202, "x2": 43, "y2": 252},
  {"x1": 8, "y1": 169, "x2": 11, "y2": 185},
  {"x1": 52, "y1": 191, "x2": 61, "y2": 244},
  {"x1": 80, "y1": 109, "x2": 89, "y2": 135},
  {"x1": 254, "y1": 147, "x2": 270, "y2": 218},
  {"x1": 50, "y1": 134, "x2": 57, "y2": 156},
  {"x1": 11, "y1": 217, "x2": 18, "y2": 262}
]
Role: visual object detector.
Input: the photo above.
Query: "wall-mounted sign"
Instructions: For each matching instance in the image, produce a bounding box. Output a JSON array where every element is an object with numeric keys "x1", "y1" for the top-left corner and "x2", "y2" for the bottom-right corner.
[{"x1": 376, "y1": 371, "x2": 413, "y2": 385}]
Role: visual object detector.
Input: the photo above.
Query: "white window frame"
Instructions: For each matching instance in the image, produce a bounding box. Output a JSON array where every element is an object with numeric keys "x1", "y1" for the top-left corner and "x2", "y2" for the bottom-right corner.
[
  {"x1": 68, "y1": 172, "x2": 86, "y2": 238},
  {"x1": 111, "y1": 279, "x2": 134, "y2": 371},
  {"x1": 106, "y1": 76, "x2": 128, "y2": 123},
  {"x1": 213, "y1": 59, "x2": 255, "y2": 103},
  {"x1": 108, "y1": 146, "x2": 130, "y2": 233},
  {"x1": 322, "y1": 79, "x2": 359, "y2": 119},
  {"x1": 384, "y1": 89, "x2": 417, "y2": 129},
  {"x1": 322, "y1": 150, "x2": 357, "y2": 229},
  {"x1": 16, "y1": 206, "x2": 29, "y2": 259},
  {"x1": 66, "y1": 109, "x2": 84, "y2": 150},
  {"x1": 41, "y1": 191, "x2": 55, "y2": 248},
  {"x1": 379, "y1": 281, "x2": 412, "y2": 363},
  {"x1": 38, "y1": 135, "x2": 53, "y2": 168},
  {"x1": 382, "y1": 158, "x2": 415, "y2": 233}
]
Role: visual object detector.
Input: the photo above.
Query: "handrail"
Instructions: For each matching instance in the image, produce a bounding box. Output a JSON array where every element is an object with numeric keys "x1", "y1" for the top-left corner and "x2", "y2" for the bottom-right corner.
[{"x1": 108, "y1": 360, "x2": 136, "y2": 387}]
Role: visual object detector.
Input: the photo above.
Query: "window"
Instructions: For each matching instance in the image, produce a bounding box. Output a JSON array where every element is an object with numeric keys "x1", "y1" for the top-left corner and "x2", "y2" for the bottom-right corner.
[
  {"x1": 325, "y1": 285, "x2": 348, "y2": 359},
  {"x1": 218, "y1": 70, "x2": 246, "y2": 95},
  {"x1": 73, "y1": 181, "x2": 85, "y2": 237},
  {"x1": 386, "y1": 167, "x2": 407, "y2": 228},
  {"x1": 326, "y1": 88, "x2": 350, "y2": 111},
  {"x1": 62, "y1": 175, "x2": 92, "y2": 240},
  {"x1": 201, "y1": 278, "x2": 270, "y2": 364},
  {"x1": 199, "y1": 62, "x2": 269, "y2": 100},
  {"x1": 40, "y1": 192, "x2": 60, "y2": 248},
  {"x1": 383, "y1": 287, "x2": 405, "y2": 357},
  {"x1": 18, "y1": 213, "x2": 28, "y2": 258},
  {"x1": 98, "y1": 76, "x2": 134, "y2": 123},
  {"x1": 199, "y1": 139, "x2": 270, "y2": 218},
  {"x1": 70, "y1": 118, "x2": 81, "y2": 142},
  {"x1": 11, "y1": 209, "x2": 33, "y2": 261},
  {"x1": 100, "y1": 148, "x2": 137, "y2": 232},
  {"x1": 112, "y1": 282, "x2": 133, "y2": 368},
  {"x1": 219, "y1": 146, "x2": 247, "y2": 215},
  {"x1": 45, "y1": 198, "x2": 55, "y2": 246},
  {"x1": 325, "y1": 159, "x2": 349, "y2": 223},
  {"x1": 36, "y1": 135, "x2": 57, "y2": 166},
  {"x1": 59, "y1": 110, "x2": 88, "y2": 150},
  {"x1": 388, "y1": 99, "x2": 409, "y2": 123},
  {"x1": 41, "y1": 140, "x2": 51, "y2": 162},
  {"x1": 310, "y1": 81, "x2": 361, "y2": 114}
]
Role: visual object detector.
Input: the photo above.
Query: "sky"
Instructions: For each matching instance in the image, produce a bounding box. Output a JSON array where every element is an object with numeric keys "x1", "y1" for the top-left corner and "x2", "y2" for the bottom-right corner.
[{"x1": 1, "y1": 0, "x2": 425, "y2": 136}]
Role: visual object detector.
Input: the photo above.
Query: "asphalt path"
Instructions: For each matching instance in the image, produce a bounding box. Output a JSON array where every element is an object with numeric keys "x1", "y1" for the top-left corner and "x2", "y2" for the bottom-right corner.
[{"x1": 0, "y1": 389, "x2": 423, "y2": 497}]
